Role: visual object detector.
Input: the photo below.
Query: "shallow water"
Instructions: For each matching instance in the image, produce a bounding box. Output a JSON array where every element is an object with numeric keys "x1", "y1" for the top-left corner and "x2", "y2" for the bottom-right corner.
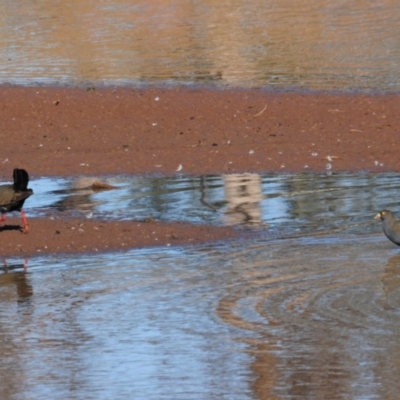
[
  {"x1": 1, "y1": 235, "x2": 399, "y2": 399},
  {"x1": 1, "y1": 0, "x2": 400, "y2": 91},
  {"x1": 26, "y1": 171, "x2": 400, "y2": 235},
  {"x1": 1, "y1": 172, "x2": 400, "y2": 399}
]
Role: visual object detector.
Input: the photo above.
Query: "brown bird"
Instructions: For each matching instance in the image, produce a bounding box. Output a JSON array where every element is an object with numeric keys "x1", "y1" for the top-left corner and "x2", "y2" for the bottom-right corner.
[
  {"x1": 375, "y1": 210, "x2": 400, "y2": 246},
  {"x1": 0, "y1": 169, "x2": 33, "y2": 234}
]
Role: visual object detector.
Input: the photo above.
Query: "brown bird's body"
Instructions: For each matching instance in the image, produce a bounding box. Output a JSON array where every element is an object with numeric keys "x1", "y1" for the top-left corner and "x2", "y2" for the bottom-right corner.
[
  {"x1": 0, "y1": 169, "x2": 33, "y2": 233},
  {"x1": 375, "y1": 210, "x2": 400, "y2": 246}
]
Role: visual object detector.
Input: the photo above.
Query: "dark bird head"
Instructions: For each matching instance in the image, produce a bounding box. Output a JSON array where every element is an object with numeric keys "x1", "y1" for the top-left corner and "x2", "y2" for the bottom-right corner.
[
  {"x1": 375, "y1": 209, "x2": 400, "y2": 246},
  {"x1": 375, "y1": 210, "x2": 395, "y2": 222},
  {"x1": 12, "y1": 169, "x2": 30, "y2": 192}
]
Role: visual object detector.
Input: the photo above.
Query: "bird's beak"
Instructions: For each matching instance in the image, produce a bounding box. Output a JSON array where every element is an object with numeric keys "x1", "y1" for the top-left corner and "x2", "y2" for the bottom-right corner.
[{"x1": 374, "y1": 212, "x2": 382, "y2": 221}]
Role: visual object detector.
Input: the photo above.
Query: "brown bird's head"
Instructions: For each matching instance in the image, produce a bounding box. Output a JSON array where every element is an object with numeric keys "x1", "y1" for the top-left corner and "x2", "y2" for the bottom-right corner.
[{"x1": 375, "y1": 210, "x2": 394, "y2": 221}]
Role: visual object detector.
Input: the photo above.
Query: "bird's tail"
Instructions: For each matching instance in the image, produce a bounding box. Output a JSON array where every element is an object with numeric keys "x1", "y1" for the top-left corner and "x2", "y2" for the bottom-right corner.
[{"x1": 13, "y1": 169, "x2": 30, "y2": 191}]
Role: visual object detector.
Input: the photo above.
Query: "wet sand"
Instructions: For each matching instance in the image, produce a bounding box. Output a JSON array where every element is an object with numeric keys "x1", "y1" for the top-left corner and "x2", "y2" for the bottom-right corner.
[
  {"x1": 0, "y1": 86, "x2": 398, "y2": 256},
  {"x1": 0, "y1": 216, "x2": 241, "y2": 258}
]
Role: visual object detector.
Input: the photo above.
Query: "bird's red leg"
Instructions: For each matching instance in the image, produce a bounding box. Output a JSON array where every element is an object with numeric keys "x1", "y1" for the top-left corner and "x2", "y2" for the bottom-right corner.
[
  {"x1": 20, "y1": 210, "x2": 29, "y2": 234},
  {"x1": 0, "y1": 214, "x2": 6, "y2": 223}
]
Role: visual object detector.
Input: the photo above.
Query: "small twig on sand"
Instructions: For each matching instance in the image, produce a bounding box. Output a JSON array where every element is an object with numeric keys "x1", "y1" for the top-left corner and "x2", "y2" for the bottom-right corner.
[{"x1": 253, "y1": 104, "x2": 267, "y2": 117}]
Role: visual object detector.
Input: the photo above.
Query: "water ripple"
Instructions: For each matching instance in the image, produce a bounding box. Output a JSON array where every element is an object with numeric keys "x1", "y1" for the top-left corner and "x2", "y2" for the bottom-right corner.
[
  {"x1": 1, "y1": 173, "x2": 400, "y2": 398},
  {"x1": 216, "y1": 237, "x2": 400, "y2": 399},
  {"x1": 1, "y1": 1, "x2": 400, "y2": 90}
]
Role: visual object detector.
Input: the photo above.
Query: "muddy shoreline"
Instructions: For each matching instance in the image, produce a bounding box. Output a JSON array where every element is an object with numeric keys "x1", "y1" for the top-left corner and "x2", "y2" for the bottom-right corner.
[
  {"x1": 0, "y1": 86, "x2": 398, "y2": 257},
  {"x1": 0, "y1": 216, "x2": 242, "y2": 258}
]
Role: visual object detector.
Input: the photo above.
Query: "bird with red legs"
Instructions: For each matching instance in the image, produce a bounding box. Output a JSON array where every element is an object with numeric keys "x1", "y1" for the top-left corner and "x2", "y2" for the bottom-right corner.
[{"x1": 0, "y1": 169, "x2": 33, "y2": 233}]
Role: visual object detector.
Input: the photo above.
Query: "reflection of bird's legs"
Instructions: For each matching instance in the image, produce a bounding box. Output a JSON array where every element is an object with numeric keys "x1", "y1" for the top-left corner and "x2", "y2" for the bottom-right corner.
[
  {"x1": 20, "y1": 211, "x2": 29, "y2": 234},
  {"x1": 2, "y1": 259, "x2": 28, "y2": 271}
]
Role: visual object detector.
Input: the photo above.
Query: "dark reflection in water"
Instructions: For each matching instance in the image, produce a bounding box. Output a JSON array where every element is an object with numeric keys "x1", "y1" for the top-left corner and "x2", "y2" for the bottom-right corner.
[
  {"x1": 0, "y1": 261, "x2": 33, "y2": 400},
  {"x1": 0, "y1": 260, "x2": 32, "y2": 303},
  {"x1": 1, "y1": 0, "x2": 400, "y2": 90},
  {"x1": 381, "y1": 255, "x2": 400, "y2": 310}
]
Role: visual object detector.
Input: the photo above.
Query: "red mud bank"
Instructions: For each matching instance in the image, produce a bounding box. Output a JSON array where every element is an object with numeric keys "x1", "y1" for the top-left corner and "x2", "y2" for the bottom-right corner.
[
  {"x1": 0, "y1": 86, "x2": 398, "y2": 256},
  {"x1": 0, "y1": 217, "x2": 241, "y2": 258},
  {"x1": 0, "y1": 86, "x2": 399, "y2": 178}
]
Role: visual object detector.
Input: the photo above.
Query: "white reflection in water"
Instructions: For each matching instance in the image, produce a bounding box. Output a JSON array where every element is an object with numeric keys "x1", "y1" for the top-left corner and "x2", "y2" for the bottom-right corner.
[{"x1": 222, "y1": 173, "x2": 264, "y2": 226}]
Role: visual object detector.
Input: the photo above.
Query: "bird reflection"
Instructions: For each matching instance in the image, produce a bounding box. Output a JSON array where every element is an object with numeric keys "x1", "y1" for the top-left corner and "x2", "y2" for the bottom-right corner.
[
  {"x1": 222, "y1": 173, "x2": 265, "y2": 225},
  {"x1": 380, "y1": 254, "x2": 400, "y2": 310},
  {"x1": 51, "y1": 177, "x2": 116, "y2": 214},
  {"x1": 0, "y1": 259, "x2": 33, "y2": 302}
]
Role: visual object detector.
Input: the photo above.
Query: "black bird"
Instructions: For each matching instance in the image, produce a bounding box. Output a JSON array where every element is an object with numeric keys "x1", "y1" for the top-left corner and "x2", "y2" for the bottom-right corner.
[
  {"x1": 0, "y1": 169, "x2": 33, "y2": 233},
  {"x1": 375, "y1": 210, "x2": 400, "y2": 246}
]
